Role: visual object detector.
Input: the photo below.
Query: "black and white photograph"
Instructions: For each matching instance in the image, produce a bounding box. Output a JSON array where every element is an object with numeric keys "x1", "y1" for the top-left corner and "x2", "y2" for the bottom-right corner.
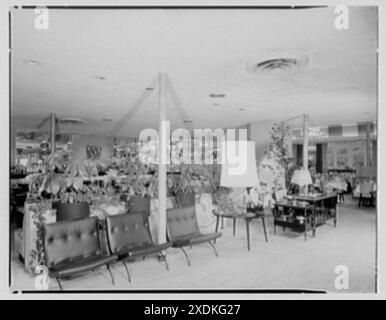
[{"x1": 8, "y1": 5, "x2": 378, "y2": 293}]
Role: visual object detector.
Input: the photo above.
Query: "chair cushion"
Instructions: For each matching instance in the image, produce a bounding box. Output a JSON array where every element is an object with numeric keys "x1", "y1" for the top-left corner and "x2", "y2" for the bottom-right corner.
[
  {"x1": 106, "y1": 213, "x2": 153, "y2": 254},
  {"x1": 167, "y1": 206, "x2": 199, "y2": 240},
  {"x1": 127, "y1": 197, "x2": 151, "y2": 218},
  {"x1": 117, "y1": 242, "x2": 172, "y2": 258},
  {"x1": 49, "y1": 254, "x2": 117, "y2": 278},
  {"x1": 56, "y1": 202, "x2": 90, "y2": 222},
  {"x1": 172, "y1": 232, "x2": 222, "y2": 247},
  {"x1": 44, "y1": 217, "x2": 101, "y2": 268}
]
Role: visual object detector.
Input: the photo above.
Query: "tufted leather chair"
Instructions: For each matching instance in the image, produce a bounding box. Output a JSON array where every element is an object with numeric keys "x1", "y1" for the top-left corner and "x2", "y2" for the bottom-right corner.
[
  {"x1": 105, "y1": 213, "x2": 171, "y2": 282},
  {"x1": 175, "y1": 192, "x2": 195, "y2": 208},
  {"x1": 126, "y1": 196, "x2": 151, "y2": 220},
  {"x1": 44, "y1": 217, "x2": 117, "y2": 290},
  {"x1": 167, "y1": 206, "x2": 222, "y2": 266}
]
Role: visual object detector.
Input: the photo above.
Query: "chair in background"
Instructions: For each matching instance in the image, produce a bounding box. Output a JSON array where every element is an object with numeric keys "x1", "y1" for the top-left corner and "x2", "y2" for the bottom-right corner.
[
  {"x1": 358, "y1": 182, "x2": 376, "y2": 208},
  {"x1": 55, "y1": 202, "x2": 90, "y2": 221},
  {"x1": 105, "y1": 213, "x2": 171, "y2": 282},
  {"x1": 43, "y1": 217, "x2": 117, "y2": 290},
  {"x1": 167, "y1": 206, "x2": 221, "y2": 266}
]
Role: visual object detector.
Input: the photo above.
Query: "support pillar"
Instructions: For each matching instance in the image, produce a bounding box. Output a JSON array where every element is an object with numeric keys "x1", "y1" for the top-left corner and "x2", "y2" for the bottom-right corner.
[
  {"x1": 157, "y1": 73, "x2": 168, "y2": 244},
  {"x1": 303, "y1": 114, "x2": 309, "y2": 170},
  {"x1": 365, "y1": 121, "x2": 371, "y2": 167},
  {"x1": 50, "y1": 113, "x2": 56, "y2": 155}
]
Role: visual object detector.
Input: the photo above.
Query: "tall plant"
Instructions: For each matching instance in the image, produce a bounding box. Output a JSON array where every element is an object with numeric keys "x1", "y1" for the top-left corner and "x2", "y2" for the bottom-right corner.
[{"x1": 266, "y1": 123, "x2": 292, "y2": 188}]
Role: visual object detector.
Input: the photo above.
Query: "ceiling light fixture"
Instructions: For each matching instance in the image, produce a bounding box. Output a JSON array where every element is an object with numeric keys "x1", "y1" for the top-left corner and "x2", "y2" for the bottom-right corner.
[
  {"x1": 24, "y1": 59, "x2": 41, "y2": 66},
  {"x1": 183, "y1": 120, "x2": 193, "y2": 124},
  {"x1": 247, "y1": 51, "x2": 309, "y2": 75},
  {"x1": 209, "y1": 93, "x2": 226, "y2": 98},
  {"x1": 59, "y1": 117, "x2": 85, "y2": 125}
]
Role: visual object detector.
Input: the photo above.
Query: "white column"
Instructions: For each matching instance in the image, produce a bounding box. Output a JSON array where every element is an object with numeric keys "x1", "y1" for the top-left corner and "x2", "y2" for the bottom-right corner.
[
  {"x1": 50, "y1": 113, "x2": 56, "y2": 155},
  {"x1": 303, "y1": 114, "x2": 309, "y2": 170},
  {"x1": 365, "y1": 122, "x2": 371, "y2": 167},
  {"x1": 157, "y1": 73, "x2": 167, "y2": 244}
]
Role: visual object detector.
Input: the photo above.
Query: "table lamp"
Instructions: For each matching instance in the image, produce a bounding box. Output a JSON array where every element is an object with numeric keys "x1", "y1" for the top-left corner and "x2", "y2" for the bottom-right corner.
[
  {"x1": 291, "y1": 169, "x2": 313, "y2": 195},
  {"x1": 220, "y1": 140, "x2": 260, "y2": 206}
]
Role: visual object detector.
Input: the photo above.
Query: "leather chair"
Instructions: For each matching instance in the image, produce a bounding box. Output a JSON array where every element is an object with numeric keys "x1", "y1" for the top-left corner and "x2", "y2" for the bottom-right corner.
[
  {"x1": 167, "y1": 206, "x2": 222, "y2": 266},
  {"x1": 126, "y1": 196, "x2": 151, "y2": 219},
  {"x1": 175, "y1": 192, "x2": 195, "y2": 207},
  {"x1": 105, "y1": 213, "x2": 171, "y2": 282},
  {"x1": 55, "y1": 202, "x2": 90, "y2": 221},
  {"x1": 44, "y1": 217, "x2": 117, "y2": 290}
]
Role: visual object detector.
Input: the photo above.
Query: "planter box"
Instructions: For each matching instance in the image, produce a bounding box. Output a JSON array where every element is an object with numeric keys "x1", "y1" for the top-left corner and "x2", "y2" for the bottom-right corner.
[
  {"x1": 23, "y1": 201, "x2": 56, "y2": 274},
  {"x1": 149, "y1": 193, "x2": 216, "y2": 240}
]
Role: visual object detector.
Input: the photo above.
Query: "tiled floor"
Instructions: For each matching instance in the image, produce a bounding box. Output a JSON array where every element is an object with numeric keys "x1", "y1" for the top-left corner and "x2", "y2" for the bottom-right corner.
[{"x1": 10, "y1": 197, "x2": 376, "y2": 292}]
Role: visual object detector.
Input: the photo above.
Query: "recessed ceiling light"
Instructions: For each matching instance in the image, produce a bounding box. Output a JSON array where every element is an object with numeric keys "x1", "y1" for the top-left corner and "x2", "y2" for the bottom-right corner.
[
  {"x1": 209, "y1": 93, "x2": 226, "y2": 98},
  {"x1": 146, "y1": 87, "x2": 154, "y2": 91},
  {"x1": 95, "y1": 76, "x2": 107, "y2": 80},
  {"x1": 24, "y1": 59, "x2": 41, "y2": 66},
  {"x1": 183, "y1": 120, "x2": 193, "y2": 124}
]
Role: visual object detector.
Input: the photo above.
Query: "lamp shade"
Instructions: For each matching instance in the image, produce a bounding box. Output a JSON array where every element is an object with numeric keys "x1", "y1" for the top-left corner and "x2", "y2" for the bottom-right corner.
[
  {"x1": 291, "y1": 169, "x2": 312, "y2": 186},
  {"x1": 220, "y1": 140, "x2": 259, "y2": 187}
]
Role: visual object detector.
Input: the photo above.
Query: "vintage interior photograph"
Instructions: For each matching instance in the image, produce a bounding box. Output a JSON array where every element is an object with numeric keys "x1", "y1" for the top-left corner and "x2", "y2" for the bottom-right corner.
[{"x1": 9, "y1": 6, "x2": 377, "y2": 292}]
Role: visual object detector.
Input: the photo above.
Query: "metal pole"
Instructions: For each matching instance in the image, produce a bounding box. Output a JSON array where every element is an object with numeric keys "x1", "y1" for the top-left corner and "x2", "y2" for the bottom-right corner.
[
  {"x1": 303, "y1": 114, "x2": 309, "y2": 195},
  {"x1": 365, "y1": 121, "x2": 371, "y2": 167},
  {"x1": 50, "y1": 113, "x2": 56, "y2": 155},
  {"x1": 157, "y1": 73, "x2": 167, "y2": 244},
  {"x1": 303, "y1": 114, "x2": 309, "y2": 170}
]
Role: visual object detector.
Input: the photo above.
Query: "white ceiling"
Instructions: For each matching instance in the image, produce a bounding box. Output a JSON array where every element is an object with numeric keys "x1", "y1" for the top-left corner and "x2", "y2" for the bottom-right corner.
[{"x1": 11, "y1": 6, "x2": 378, "y2": 137}]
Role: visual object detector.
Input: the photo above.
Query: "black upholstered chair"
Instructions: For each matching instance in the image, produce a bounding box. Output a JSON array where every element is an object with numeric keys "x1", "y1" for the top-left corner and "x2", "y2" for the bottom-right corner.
[
  {"x1": 55, "y1": 202, "x2": 90, "y2": 222},
  {"x1": 175, "y1": 192, "x2": 195, "y2": 207},
  {"x1": 105, "y1": 213, "x2": 171, "y2": 282},
  {"x1": 167, "y1": 206, "x2": 222, "y2": 266},
  {"x1": 43, "y1": 217, "x2": 117, "y2": 290},
  {"x1": 126, "y1": 196, "x2": 151, "y2": 219}
]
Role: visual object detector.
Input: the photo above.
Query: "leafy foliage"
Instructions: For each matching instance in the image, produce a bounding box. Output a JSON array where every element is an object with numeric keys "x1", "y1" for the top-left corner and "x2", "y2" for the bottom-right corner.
[{"x1": 266, "y1": 123, "x2": 292, "y2": 187}]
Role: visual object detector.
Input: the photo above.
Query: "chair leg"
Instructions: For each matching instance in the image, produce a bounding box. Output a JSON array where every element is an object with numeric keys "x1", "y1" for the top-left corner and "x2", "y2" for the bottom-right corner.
[
  {"x1": 214, "y1": 215, "x2": 220, "y2": 244},
  {"x1": 221, "y1": 216, "x2": 224, "y2": 229},
  {"x1": 106, "y1": 264, "x2": 115, "y2": 286},
  {"x1": 179, "y1": 247, "x2": 191, "y2": 266},
  {"x1": 121, "y1": 260, "x2": 131, "y2": 283},
  {"x1": 261, "y1": 216, "x2": 268, "y2": 242},
  {"x1": 233, "y1": 218, "x2": 236, "y2": 236},
  {"x1": 56, "y1": 277, "x2": 63, "y2": 291},
  {"x1": 208, "y1": 241, "x2": 219, "y2": 257},
  {"x1": 160, "y1": 251, "x2": 169, "y2": 271}
]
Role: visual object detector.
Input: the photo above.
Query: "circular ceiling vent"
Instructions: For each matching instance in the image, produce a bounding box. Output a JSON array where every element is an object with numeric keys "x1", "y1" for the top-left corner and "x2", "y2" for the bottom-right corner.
[{"x1": 247, "y1": 52, "x2": 309, "y2": 75}]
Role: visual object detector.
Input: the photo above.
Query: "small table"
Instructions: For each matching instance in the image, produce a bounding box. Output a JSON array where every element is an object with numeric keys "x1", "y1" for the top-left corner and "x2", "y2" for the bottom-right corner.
[
  {"x1": 213, "y1": 208, "x2": 269, "y2": 251},
  {"x1": 273, "y1": 202, "x2": 314, "y2": 240},
  {"x1": 274, "y1": 193, "x2": 338, "y2": 240}
]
